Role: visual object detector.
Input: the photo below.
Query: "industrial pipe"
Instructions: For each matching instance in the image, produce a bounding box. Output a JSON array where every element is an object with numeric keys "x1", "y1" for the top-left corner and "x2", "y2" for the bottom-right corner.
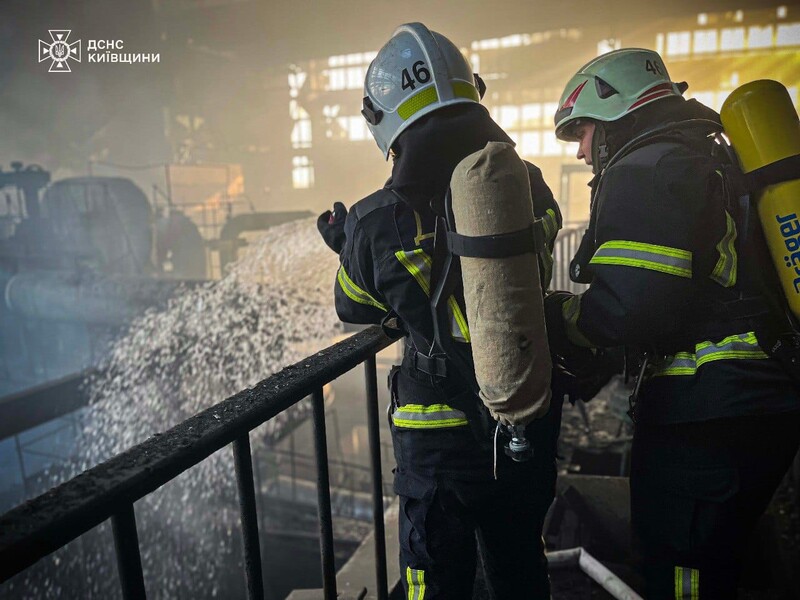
[{"x1": 547, "y1": 547, "x2": 642, "y2": 600}]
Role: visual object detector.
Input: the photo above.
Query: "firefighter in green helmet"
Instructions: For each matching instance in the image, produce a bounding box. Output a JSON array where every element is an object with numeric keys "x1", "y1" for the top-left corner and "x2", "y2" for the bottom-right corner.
[{"x1": 546, "y1": 48, "x2": 800, "y2": 598}]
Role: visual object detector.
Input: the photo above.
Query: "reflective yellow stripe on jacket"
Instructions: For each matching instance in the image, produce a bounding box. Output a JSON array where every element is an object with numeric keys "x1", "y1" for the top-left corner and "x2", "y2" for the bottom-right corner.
[
  {"x1": 392, "y1": 404, "x2": 469, "y2": 429},
  {"x1": 709, "y1": 211, "x2": 738, "y2": 288},
  {"x1": 590, "y1": 240, "x2": 692, "y2": 278},
  {"x1": 561, "y1": 295, "x2": 594, "y2": 348},
  {"x1": 539, "y1": 208, "x2": 559, "y2": 287},
  {"x1": 395, "y1": 249, "x2": 471, "y2": 343},
  {"x1": 337, "y1": 265, "x2": 388, "y2": 311},
  {"x1": 653, "y1": 332, "x2": 768, "y2": 377},
  {"x1": 541, "y1": 208, "x2": 559, "y2": 242}
]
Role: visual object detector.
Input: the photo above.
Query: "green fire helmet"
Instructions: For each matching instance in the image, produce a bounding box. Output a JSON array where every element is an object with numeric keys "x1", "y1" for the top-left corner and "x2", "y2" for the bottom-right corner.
[
  {"x1": 361, "y1": 23, "x2": 484, "y2": 159},
  {"x1": 554, "y1": 48, "x2": 684, "y2": 141}
]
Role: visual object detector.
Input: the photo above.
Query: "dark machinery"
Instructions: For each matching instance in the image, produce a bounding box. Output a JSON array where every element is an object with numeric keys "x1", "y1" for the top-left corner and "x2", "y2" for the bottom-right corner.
[{"x1": 0, "y1": 165, "x2": 207, "y2": 398}]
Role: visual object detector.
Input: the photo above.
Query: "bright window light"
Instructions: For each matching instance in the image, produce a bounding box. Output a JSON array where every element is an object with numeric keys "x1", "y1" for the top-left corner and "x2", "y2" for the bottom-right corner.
[
  {"x1": 498, "y1": 105, "x2": 520, "y2": 129},
  {"x1": 542, "y1": 131, "x2": 563, "y2": 156},
  {"x1": 522, "y1": 104, "x2": 543, "y2": 128},
  {"x1": 292, "y1": 156, "x2": 314, "y2": 189},
  {"x1": 666, "y1": 31, "x2": 691, "y2": 56},
  {"x1": 694, "y1": 29, "x2": 718, "y2": 53},
  {"x1": 691, "y1": 91, "x2": 715, "y2": 108},
  {"x1": 520, "y1": 131, "x2": 541, "y2": 157},
  {"x1": 776, "y1": 23, "x2": 800, "y2": 46},
  {"x1": 336, "y1": 116, "x2": 370, "y2": 141},
  {"x1": 326, "y1": 69, "x2": 346, "y2": 91},
  {"x1": 788, "y1": 86, "x2": 798, "y2": 106},
  {"x1": 291, "y1": 120, "x2": 312, "y2": 149},
  {"x1": 543, "y1": 102, "x2": 559, "y2": 125},
  {"x1": 748, "y1": 25, "x2": 774, "y2": 48},
  {"x1": 720, "y1": 27, "x2": 745, "y2": 51},
  {"x1": 597, "y1": 38, "x2": 621, "y2": 55}
]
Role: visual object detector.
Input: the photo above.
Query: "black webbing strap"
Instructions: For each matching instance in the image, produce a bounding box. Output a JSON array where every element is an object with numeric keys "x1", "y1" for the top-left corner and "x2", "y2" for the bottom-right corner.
[
  {"x1": 446, "y1": 219, "x2": 545, "y2": 258},
  {"x1": 745, "y1": 153, "x2": 800, "y2": 192},
  {"x1": 405, "y1": 350, "x2": 449, "y2": 378}
]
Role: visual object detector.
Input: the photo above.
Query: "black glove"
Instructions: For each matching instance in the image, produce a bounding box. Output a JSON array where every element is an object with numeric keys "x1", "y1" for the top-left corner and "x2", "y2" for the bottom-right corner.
[
  {"x1": 317, "y1": 201, "x2": 347, "y2": 253},
  {"x1": 543, "y1": 291, "x2": 623, "y2": 403},
  {"x1": 551, "y1": 347, "x2": 622, "y2": 404}
]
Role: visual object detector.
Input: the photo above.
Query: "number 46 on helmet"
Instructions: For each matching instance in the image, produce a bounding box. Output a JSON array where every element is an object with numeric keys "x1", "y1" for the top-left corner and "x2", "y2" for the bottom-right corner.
[{"x1": 361, "y1": 22, "x2": 486, "y2": 159}]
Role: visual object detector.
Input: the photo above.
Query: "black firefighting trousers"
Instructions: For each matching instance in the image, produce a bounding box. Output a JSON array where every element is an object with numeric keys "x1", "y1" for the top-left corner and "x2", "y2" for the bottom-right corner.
[
  {"x1": 631, "y1": 411, "x2": 800, "y2": 599},
  {"x1": 390, "y1": 367, "x2": 562, "y2": 600}
]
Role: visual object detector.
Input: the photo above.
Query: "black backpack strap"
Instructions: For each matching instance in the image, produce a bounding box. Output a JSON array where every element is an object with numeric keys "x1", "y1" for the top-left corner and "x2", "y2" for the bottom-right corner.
[
  {"x1": 745, "y1": 153, "x2": 800, "y2": 192},
  {"x1": 446, "y1": 221, "x2": 545, "y2": 258},
  {"x1": 427, "y1": 190, "x2": 480, "y2": 393}
]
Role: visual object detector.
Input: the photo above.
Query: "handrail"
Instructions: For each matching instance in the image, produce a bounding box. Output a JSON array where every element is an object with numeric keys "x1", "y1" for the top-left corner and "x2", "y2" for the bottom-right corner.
[
  {"x1": 0, "y1": 325, "x2": 397, "y2": 600},
  {"x1": 553, "y1": 220, "x2": 589, "y2": 294}
]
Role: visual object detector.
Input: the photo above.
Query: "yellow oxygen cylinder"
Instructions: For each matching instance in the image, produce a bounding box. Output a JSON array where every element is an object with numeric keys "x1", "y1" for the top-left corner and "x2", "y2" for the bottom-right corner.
[{"x1": 721, "y1": 80, "x2": 800, "y2": 320}]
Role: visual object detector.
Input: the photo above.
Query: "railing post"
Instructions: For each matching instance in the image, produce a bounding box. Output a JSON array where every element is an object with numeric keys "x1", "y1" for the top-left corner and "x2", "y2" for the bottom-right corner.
[
  {"x1": 312, "y1": 387, "x2": 337, "y2": 599},
  {"x1": 111, "y1": 503, "x2": 147, "y2": 600},
  {"x1": 290, "y1": 429, "x2": 297, "y2": 501},
  {"x1": 233, "y1": 434, "x2": 265, "y2": 600},
  {"x1": 364, "y1": 355, "x2": 389, "y2": 600}
]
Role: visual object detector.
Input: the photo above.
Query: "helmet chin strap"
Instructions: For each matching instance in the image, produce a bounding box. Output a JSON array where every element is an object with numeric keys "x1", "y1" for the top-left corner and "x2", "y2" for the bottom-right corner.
[{"x1": 590, "y1": 121, "x2": 610, "y2": 175}]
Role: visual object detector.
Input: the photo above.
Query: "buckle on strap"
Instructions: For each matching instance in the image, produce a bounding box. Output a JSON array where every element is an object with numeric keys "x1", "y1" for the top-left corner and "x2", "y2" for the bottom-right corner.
[{"x1": 412, "y1": 352, "x2": 449, "y2": 378}]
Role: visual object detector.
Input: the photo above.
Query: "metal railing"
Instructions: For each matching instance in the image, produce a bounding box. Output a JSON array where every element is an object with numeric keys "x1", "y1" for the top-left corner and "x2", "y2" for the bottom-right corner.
[
  {"x1": 553, "y1": 220, "x2": 589, "y2": 294},
  {"x1": 0, "y1": 326, "x2": 397, "y2": 600}
]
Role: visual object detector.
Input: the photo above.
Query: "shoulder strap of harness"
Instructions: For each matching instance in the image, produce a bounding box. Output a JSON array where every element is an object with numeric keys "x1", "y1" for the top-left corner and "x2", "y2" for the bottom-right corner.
[{"x1": 744, "y1": 153, "x2": 800, "y2": 192}]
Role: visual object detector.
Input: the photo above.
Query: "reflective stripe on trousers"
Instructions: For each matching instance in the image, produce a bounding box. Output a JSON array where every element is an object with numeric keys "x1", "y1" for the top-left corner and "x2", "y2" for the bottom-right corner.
[
  {"x1": 675, "y1": 566, "x2": 699, "y2": 599},
  {"x1": 406, "y1": 567, "x2": 426, "y2": 600}
]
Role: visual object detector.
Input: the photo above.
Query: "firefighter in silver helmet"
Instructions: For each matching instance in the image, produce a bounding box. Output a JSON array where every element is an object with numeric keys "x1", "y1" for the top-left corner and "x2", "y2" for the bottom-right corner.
[{"x1": 318, "y1": 23, "x2": 564, "y2": 599}]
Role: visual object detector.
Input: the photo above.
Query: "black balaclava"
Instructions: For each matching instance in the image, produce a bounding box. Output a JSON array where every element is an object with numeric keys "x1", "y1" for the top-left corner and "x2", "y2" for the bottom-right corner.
[{"x1": 388, "y1": 103, "x2": 513, "y2": 214}]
